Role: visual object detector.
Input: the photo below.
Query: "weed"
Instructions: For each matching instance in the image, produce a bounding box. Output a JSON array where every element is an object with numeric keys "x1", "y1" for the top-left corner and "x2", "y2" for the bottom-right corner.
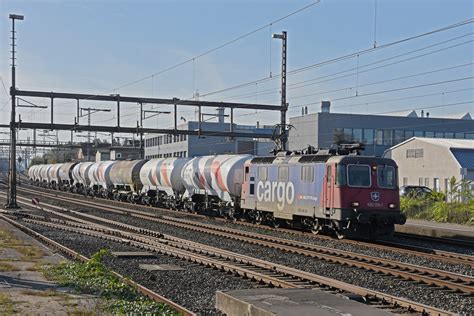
[
  {"x1": 0, "y1": 293, "x2": 15, "y2": 314},
  {"x1": 15, "y1": 245, "x2": 44, "y2": 260},
  {"x1": 0, "y1": 261, "x2": 19, "y2": 272},
  {"x1": 46, "y1": 249, "x2": 180, "y2": 315}
]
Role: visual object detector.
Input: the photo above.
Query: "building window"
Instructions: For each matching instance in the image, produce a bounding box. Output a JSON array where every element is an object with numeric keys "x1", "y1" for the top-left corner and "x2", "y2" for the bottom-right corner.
[
  {"x1": 375, "y1": 129, "x2": 383, "y2": 145},
  {"x1": 333, "y1": 128, "x2": 344, "y2": 143},
  {"x1": 425, "y1": 131, "x2": 435, "y2": 138},
  {"x1": 278, "y1": 166, "x2": 289, "y2": 181},
  {"x1": 444, "y1": 132, "x2": 454, "y2": 139},
  {"x1": 435, "y1": 131, "x2": 444, "y2": 138},
  {"x1": 406, "y1": 149, "x2": 415, "y2": 158},
  {"x1": 455, "y1": 132, "x2": 465, "y2": 139},
  {"x1": 434, "y1": 178, "x2": 440, "y2": 191},
  {"x1": 363, "y1": 129, "x2": 374, "y2": 145},
  {"x1": 403, "y1": 177, "x2": 408, "y2": 186},
  {"x1": 404, "y1": 130, "x2": 414, "y2": 140},
  {"x1": 352, "y1": 128, "x2": 362, "y2": 142},
  {"x1": 414, "y1": 131, "x2": 424, "y2": 137},
  {"x1": 301, "y1": 166, "x2": 314, "y2": 182},
  {"x1": 394, "y1": 130, "x2": 404, "y2": 144},
  {"x1": 466, "y1": 133, "x2": 474, "y2": 140},
  {"x1": 419, "y1": 178, "x2": 423, "y2": 186},
  {"x1": 383, "y1": 129, "x2": 392, "y2": 146},
  {"x1": 415, "y1": 149, "x2": 423, "y2": 158},
  {"x1": 424, "y1": 178, "x2": 429, "y2": 187}
]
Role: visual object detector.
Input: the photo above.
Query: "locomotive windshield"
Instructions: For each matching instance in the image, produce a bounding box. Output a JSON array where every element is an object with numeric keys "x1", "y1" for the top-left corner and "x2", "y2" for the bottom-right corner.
[
  {"x1": 347, "y1": 165, "x2": 371, "y2": 187},
  {"x1": 377, "y1": 166, "x2": 396, "y2": 188}
]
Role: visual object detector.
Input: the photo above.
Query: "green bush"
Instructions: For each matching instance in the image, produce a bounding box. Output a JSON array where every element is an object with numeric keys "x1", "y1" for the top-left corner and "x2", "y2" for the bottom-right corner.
[{"x1": 400, "y1": 178, "x2": 474, "y2": 225}]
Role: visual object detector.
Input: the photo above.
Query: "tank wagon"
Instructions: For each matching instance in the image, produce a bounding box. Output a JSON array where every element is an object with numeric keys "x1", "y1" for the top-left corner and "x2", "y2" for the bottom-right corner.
[
  {"x1": 139, "y1": 157, "x2": 190, "y2": 208},
  {"x1": 108, "y1": 160, "x2": 147, "y2": 202},
  {"x1": 182, "y1": 155, "x2": 250, "y2": 216},
  {"x1": 28, "y1": 149, "x2": 406, "y2": 239},
  {"x1": 71, "y1": 162, "x2": 95, "y2": 193}
]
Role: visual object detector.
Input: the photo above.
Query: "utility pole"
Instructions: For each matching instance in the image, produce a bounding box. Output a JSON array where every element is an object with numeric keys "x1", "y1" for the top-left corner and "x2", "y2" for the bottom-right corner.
[
  {"x1": 273, "y1": 31, "x2": 288, "y2": 151},
  {"x1": 6, "y1": 14, "x2": 24, "y2": 209},
  {"x1": 79, "y1": 107, "x2": 111, "y2": 162}
]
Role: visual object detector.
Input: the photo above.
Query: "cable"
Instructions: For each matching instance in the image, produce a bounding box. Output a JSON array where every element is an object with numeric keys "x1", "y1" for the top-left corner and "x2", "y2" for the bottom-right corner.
[
  {"x1": 107, "y1": 1, "x2": 321, "y2": 93},
  {"x1": 221, "y1": 33, "x2": 473, "y2": 101},
  {"x1": 197, "y1": 18, "x2": 473, "y2": 99},
  {"x1": 290, "y1": 62, "x2": 472, "y2": 103}
]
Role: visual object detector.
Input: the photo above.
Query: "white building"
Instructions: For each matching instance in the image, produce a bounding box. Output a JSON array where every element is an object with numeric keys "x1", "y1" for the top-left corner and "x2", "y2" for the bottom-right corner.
[{"x1": 383, "y1": 137, "x2": 474, "y2": 193}]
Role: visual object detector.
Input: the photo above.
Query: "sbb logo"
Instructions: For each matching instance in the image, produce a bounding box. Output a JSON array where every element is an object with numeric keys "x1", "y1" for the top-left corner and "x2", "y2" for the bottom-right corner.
[{"x1": 256, "y1": 181, "x2": 295, "y2": 211}]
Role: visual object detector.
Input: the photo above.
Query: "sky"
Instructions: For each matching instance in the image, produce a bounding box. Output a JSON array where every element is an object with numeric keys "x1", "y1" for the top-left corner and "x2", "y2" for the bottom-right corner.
[{"x1": 0, "y1": 0, "x2": 472, "y2": 145}]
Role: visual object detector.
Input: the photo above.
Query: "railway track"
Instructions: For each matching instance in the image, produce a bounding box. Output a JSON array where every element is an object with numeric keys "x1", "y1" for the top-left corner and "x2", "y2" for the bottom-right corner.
[
  {"x1": 7, "y1": 188, "x2": 474, "y2": 296},
  {"x1": 17, "y1": 184, "x2": 474, "y2": 267},
  {"x1": 17, "y1": 185, "x2": 474, "y2": 268},
  {"x1": 1, "y1": 198, "x2": 455, "y2": 316},
  {"x1": 0, "y1": 213, "x2": 196, "y2": 316}
]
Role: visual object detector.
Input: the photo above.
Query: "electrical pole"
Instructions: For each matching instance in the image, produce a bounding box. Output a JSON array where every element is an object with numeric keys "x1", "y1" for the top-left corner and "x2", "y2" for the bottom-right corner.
[
  {"x1": 273, "y1": 31, "x2": 288, "y2": 151},
  {"x1": 6, "y1": 14, "x2": 24, "y2": 209},
  {"x1": 79, "y1": 107, "x2": 111, "y2": 162}
]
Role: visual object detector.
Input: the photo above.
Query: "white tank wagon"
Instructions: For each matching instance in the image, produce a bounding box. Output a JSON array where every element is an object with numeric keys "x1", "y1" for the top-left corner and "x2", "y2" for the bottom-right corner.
[
  {"x1": 38, "y1": 164, "x2": 53, "y2": 186},
  {"x1": 57, "y1": 162, "x2": 79, "y2": 189},
  {"x1": 28, "y1": 165, "x2": 41, "y2": 182},
  {"x1": 88, "y1": 161, "x2": 117, "y2": 197},
  {"x1": 181, "y1": 155, "x2": 251, "y2": 215},
  {"x1": 139, "y1": 157, "x2": 190, "y2": 207},
  {"x1": 71, "y1": 162, "x2": 95, "y2": 193},
  {"x1": 108, "y1": 160, "x2": 147, "y2": 201},
  {"x1": 47, "y1": 163, "x2": 64, "y2": 188}
]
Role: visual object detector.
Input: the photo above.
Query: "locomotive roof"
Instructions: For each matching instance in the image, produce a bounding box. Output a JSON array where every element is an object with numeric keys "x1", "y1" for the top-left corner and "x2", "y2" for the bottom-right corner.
[
  {"x1": 328, "y1": 155, "x2": 397, "y2": 166},
  {"x1": 250, "y1": 154, "x2": 396, "y2": 166}
]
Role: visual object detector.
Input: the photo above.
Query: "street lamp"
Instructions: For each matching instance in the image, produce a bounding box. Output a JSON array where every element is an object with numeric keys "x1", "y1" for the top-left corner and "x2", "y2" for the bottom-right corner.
[
  {"x1": 272, "y1": 31, "x2": 288, "y2": 151},
  {"x1": 6, "y1": 13, "x2": 24, "y2": 209}
]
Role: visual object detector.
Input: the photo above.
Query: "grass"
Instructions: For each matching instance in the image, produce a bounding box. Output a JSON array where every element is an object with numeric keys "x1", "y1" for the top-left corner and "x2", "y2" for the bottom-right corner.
[
  {"x1": 0, "y1": 262, "x2": 19, "y2": 272},
  {"x1": 45, "y1": 249, "x2": 180, "y2": 315},
  {"x1": 0, "y1": 229, "x2": 45, "y2": 260},
  {"x1": 0, "y1": 293, "x2": 15, "y2": 314},
  {"x1": 20, "y1": 289, "x2": 66, "y2": 298}
]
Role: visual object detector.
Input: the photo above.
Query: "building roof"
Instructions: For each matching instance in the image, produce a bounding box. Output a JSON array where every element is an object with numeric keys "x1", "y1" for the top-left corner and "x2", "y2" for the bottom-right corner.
[
  {"x1": 388, "y1": 137, "x2": 474, "y2": 151},
  {"x1": 381, "y1": 109, "x2": 418, "y2": 117},
  {"x1": 450, "y1": 148, "x2": 474, "y2": 169},
  {"x1": 386, "y1": 137, "x2": 474, "y2": 169},
  {"x1": 440, "y1": 112, "x2": 472, "y2": 120}
]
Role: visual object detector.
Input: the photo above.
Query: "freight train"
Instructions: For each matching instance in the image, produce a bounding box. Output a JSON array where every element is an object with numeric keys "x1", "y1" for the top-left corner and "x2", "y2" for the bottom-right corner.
[{"x1": 27, "y1": 149, "x2": 406, "y2": 239}]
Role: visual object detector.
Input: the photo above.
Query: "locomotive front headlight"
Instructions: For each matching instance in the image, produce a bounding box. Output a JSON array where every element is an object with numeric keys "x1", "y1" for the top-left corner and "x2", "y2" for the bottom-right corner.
[
  {"x1": 351, "y1": 201, "x2": 360, "y2": 207},
  {"x1": 389, "y1": 203, "x2": 396, "y2": 209}
]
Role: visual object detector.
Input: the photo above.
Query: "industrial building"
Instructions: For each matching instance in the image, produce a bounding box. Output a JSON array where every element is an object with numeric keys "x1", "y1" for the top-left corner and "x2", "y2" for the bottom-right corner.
[
  {"x1": 383, "y1": 137, "x2": 474, "y2": 193},
  {"x1": 144, "y1": 119, "x2": 275, "y2": 159},
  {"x1": 289, "y1": 101, "x2": 474, "y2": 156}
]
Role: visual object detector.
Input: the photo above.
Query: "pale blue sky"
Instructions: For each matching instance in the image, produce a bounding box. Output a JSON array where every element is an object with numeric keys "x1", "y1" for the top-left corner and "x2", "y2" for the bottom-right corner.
[{"x1": 0, "y1": 0, "x2": 472, "y2": 141}]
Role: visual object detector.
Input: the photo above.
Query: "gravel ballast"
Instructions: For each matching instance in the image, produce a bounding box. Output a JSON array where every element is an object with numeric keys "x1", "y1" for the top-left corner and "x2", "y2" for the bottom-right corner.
[{"x1": 21, "y1": 221, "x2": 262, "y2": 315}]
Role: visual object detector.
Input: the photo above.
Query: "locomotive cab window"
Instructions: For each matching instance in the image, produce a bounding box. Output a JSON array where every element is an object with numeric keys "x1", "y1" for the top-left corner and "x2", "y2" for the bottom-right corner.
[
  {"x1": 336, "y1": 164, "x2": 347, "y2": 186},
  {"x1": 347, "y1": 165, "x2": 371, "y2": 187},
  {"x1": 377, "y1": 166, "x2": 396, "y2": 188}
]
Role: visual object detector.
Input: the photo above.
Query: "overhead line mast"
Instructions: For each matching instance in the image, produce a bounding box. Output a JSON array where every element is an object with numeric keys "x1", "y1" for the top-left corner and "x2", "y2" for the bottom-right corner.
[{"x1": 6, "y1": 14, "x2": 24, "y2": 209}]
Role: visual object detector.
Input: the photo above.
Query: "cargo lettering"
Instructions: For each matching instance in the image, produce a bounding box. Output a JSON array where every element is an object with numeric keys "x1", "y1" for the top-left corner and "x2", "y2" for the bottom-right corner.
[{"x1": 256, "y1": 181, "x2": 295, "y2": 211}]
